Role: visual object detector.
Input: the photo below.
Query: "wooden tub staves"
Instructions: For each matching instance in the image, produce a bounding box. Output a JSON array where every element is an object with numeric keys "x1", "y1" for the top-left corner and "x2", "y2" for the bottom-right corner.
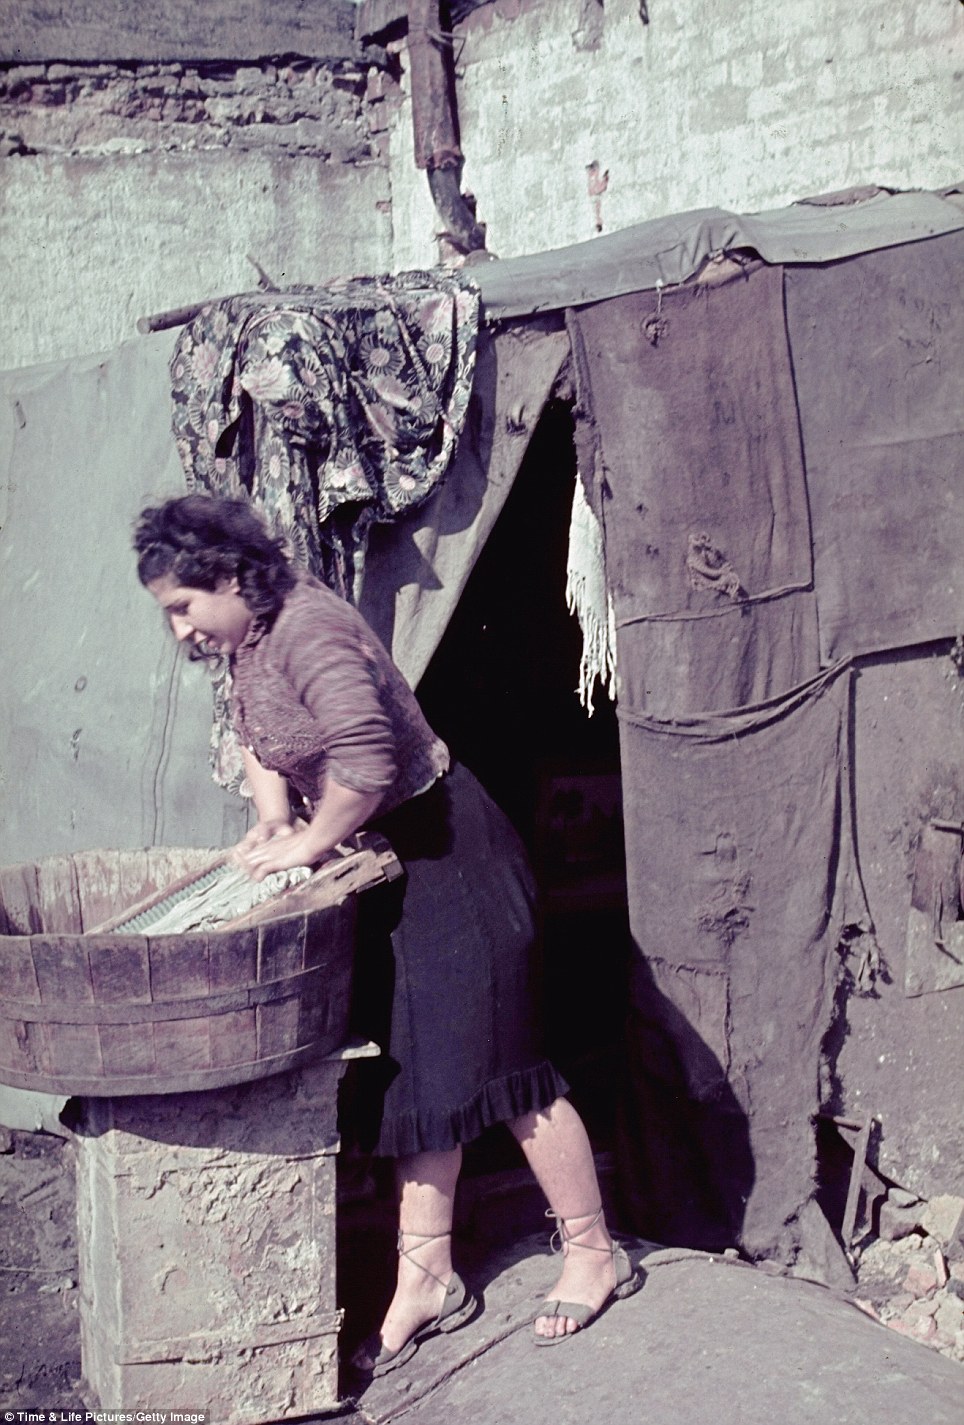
[{"x1": 0, "y1": 835, "x2": 399, "y2": 1097}]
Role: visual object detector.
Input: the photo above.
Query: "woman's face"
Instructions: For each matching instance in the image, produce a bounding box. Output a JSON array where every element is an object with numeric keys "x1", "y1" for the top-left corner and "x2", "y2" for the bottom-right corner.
[{"x1": 148, "y1": 574, "x2": 254, "y2": 657}]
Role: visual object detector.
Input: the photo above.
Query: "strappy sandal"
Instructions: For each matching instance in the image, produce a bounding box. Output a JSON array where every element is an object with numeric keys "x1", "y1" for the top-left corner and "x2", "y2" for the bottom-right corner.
[
  {"x1": 352, "y1": 1230, "x2": 477, "y2": 1381},
  {"x1": 534, "y1": 1206, "x2": 642, "y2": 1346}
]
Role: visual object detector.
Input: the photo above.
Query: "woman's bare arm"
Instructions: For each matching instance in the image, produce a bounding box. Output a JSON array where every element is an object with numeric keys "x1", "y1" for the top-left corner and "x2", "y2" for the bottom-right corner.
[{"x1": 235, "y1": 776, "x2": 384, "y2": 881}]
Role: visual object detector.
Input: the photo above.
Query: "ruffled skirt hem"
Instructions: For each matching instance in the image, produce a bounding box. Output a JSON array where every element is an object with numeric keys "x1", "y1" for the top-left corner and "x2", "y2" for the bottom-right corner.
[{"x1": 369, "y1": 1059, "x2": 569, "y2": 1158}]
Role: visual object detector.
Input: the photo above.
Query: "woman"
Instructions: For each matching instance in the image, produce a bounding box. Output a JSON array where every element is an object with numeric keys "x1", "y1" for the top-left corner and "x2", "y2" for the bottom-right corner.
[{"x1": 134, "y1": 492, "x2": 639, "y2": 1374}]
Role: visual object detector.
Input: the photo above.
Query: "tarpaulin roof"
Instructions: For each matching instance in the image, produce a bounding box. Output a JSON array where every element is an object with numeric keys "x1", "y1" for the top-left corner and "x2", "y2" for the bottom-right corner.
[{"x1": 472, "y1": 186, "x2": 964, "y2": 320}]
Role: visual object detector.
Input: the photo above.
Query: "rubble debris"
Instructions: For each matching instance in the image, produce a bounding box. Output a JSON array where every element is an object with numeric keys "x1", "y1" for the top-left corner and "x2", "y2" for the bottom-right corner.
[{"x1": 851, "y1": 1183, "x2": 964, "y2": 1364}]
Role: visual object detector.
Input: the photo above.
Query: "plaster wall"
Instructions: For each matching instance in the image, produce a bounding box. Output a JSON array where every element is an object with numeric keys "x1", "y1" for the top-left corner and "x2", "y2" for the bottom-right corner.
[
  {"x1": 386, "y1": 0, "x2": 964, "y2": 268},
  {"x1": 1, "y1": 150, "x2": 391, "y2": 370},
  {"x1": 0, "y1": 58, "x2": 395, "y2": 370},
  {"x1": 4, "y1": 0, "x2": 960, "y2": 364}
]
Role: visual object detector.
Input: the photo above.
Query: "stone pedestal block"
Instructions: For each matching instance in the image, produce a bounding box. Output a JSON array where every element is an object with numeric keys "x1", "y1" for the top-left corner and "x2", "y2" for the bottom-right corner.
[{"x1": 72, "y1": 1044, "x2": 376, "y2": 1423}]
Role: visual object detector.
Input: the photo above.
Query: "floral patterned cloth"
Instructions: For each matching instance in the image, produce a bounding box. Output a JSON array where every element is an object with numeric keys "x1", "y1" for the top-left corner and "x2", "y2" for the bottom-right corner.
[
  {"x1": 168, "y1": 270, "x2": 479, "y2": 791},
  {"x1": 170, "y1": 270, "x2": 480, "y2": 601}
]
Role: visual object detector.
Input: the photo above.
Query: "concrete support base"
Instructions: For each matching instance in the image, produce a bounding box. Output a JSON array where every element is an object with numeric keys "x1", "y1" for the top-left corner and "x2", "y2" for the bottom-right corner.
[{"x1": 71, "y1": 1043, "x2": 376, "y2": 1423}]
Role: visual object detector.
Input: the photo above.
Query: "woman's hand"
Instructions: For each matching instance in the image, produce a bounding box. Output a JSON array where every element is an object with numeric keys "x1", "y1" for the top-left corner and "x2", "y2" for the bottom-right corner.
[
  {"x1": 234, "y1": 824, "x2": 333, "y2": 882},
  {"x1": 234, "y1": 818, "x2": 294, "y2": 858}
]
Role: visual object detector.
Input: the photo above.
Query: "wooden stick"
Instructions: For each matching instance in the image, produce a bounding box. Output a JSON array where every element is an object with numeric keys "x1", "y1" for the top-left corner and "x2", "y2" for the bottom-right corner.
[
  {"x1": 841, "y1": 1114, "x2": 874, "y2": 1251},
  {"x1": 136, "y1": 300, "x2": 212, "y2": 335}
]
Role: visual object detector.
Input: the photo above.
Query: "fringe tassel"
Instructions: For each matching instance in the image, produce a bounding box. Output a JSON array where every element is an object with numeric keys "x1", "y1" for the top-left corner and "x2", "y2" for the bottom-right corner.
[{"x1": 565, "y1": 478, "x2": 617, "y2": 713}]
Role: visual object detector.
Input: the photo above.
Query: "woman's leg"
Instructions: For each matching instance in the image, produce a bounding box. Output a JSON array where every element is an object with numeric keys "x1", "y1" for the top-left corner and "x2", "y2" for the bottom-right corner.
[
  {"x1": 508, "y1": 1097, "x2": 619, "y2": 1339},
  {"x1": 357, "y1": 1146, "x2": 463, "y2": 1361}
]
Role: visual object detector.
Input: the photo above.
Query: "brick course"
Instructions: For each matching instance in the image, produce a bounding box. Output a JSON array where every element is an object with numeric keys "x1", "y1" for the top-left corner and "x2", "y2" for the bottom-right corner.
[{"x1": 0, "y1": 59, "x2": 374, "y2": 159}]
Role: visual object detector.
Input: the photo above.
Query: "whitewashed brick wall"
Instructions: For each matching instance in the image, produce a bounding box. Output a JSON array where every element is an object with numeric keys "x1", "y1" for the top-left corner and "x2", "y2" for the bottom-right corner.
[
  {"x1": 1, "y1": 152, "x2": 391, "y2": 370},
  {"x1": 0, "y1": 58, "x2": 394, "y2": 370},
  {"x1": 388, "y1": 0, "x2": 964, "y2": 268}
]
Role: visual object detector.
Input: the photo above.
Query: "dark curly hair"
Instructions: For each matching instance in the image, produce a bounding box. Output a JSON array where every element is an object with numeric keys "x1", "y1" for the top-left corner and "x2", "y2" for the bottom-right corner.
[{"x1": 133, "y1": 494, "x2": 296, "y2": 626}]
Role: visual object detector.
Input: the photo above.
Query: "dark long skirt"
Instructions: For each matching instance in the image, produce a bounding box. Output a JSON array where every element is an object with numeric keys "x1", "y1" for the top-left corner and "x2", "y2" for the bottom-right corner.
[{"x1": 342, "y1": 762, "x2": 568, "y2": 1158}]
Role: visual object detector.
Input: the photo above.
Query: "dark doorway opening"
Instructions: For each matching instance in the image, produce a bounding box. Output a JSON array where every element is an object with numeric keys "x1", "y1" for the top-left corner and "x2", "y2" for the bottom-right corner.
[{"x1": 417, "y1": 398, "x2": 632, "y2": 1167}]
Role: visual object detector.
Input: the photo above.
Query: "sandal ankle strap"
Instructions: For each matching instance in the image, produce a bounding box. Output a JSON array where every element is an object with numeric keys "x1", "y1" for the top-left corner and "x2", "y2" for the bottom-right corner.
[
  {"x1": 545, "y1": 1206, "x2": 609, "y2": 1255},
  {"x1": 396, "y1": 1229, "x2": 453, "y2": 1288}
]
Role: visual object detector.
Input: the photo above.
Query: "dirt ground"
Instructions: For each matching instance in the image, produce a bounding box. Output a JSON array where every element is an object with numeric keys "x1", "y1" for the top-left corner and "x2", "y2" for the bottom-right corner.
[
  {"x1": 0, "y1": 1127, "x2": 960, "y2": 1414},
  {"x1": 0, "y1": 1129, "x2": 82, "y2": 1408}
]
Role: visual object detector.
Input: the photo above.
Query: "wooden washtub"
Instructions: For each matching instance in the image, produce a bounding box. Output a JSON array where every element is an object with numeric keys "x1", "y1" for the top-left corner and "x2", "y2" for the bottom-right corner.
[{"x1": 0, "y1": 834, "x2": 399, "y2": 1097}]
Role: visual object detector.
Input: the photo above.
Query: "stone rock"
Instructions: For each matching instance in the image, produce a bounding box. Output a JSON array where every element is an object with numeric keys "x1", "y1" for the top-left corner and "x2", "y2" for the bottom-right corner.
[
  {"x1": 935, "y1": 1296, "x2": 964, "y2": 1339},
  {"x1": 921, "y1": 1195, "x2": 964, "y2": 1251},
  {"x1": 879, "y1": 1199, "x2": 922, "y2": 1241},
  {"x1": 891, "y1": 1231, "x2": 928, "y2": 1254},
  {"x1": 889, "y1": 1187, "x2": 922, "y2": 1209},
  {"x1": 904, "y1": 1261, "x2": 939, "y2": 1297}
]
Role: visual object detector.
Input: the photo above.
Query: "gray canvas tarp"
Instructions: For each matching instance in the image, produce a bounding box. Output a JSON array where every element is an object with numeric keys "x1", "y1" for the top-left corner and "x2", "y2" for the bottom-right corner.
[
  {"x1": 0, "y1": 335, "x2": 243, "y2": 866},
  {"x1": 785, "y1": 228, "x2": 964, "y2": 662},
  {"x1": 568, "y1": 262, "x2": 820, "y2": 719},
  {"x1": 474, "y1": 187, "x2": 964, "y2": 320},
  {"x1": 615, "y1": 664, "x2": 870, "y2": 1263},
  {"x1": 359, "y1": 318, "x2": 570, "y2": 683}
]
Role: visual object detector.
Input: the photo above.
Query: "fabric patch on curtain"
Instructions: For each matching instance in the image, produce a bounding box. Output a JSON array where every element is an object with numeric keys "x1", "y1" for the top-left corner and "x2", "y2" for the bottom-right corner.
[
  {"x1": 567, "y1": 264, "x2": 812, "y2": 627},
  {"x1": 616, "y1": 661, "x2": 876, "y2": 1259},
  {"x1": 785, "y1": 229, "x2": 964, "y2": 661},
  {"x1": 615, "y1": 588, "x2": 820, "y2": 719},
  {"x1": 567, "y1": 264, "x2": 818, "y2": 717}
]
